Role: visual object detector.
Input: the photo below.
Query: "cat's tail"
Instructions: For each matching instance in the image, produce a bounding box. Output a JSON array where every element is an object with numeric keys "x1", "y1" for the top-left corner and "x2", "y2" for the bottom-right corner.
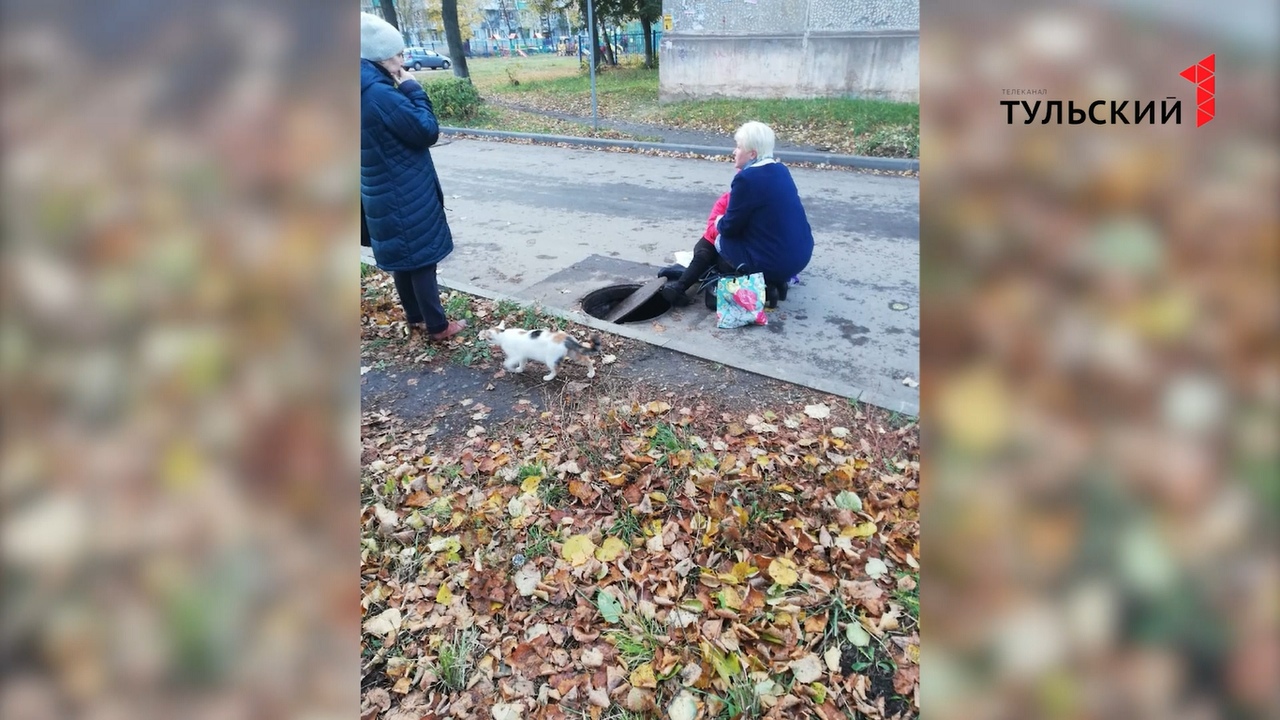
[{"x1": 568, "y1": 333, "x2": 603, "y2": 354}]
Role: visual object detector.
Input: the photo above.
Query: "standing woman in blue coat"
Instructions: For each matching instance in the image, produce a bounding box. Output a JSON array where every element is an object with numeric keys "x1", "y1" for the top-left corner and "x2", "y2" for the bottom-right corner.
[{"x1": 361, "y1": 12, "x2": 466, "y2": 341}]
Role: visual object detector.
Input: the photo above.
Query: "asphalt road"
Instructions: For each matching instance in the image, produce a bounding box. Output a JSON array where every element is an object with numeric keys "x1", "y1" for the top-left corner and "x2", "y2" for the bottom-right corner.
[{"x1": 384, "y1": 138, "x2": 920, "y2": 413}]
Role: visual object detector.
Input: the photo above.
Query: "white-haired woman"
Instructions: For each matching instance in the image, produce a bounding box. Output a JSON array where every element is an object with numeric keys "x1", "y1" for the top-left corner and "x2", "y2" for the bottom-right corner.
[{"x1": 660, "y1": 121, "x2": 814, "y2": 308}]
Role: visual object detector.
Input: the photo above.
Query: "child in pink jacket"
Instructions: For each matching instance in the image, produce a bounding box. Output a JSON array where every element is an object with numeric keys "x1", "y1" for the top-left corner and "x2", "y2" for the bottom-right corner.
[{"x1": 702, "y1": 191, "x2": 731, "y2": 245}]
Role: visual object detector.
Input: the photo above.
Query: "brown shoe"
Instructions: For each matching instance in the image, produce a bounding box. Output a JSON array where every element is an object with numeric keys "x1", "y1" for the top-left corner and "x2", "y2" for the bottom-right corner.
[{"x1": 427, "y1": 319, "x2": 467, "y2": 342}]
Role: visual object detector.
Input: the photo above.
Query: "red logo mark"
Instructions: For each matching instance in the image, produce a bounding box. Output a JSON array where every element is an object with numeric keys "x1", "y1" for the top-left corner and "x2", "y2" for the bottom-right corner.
[{"x1": 1180, "y1": 54, "x2": 1215, "y2": 127}]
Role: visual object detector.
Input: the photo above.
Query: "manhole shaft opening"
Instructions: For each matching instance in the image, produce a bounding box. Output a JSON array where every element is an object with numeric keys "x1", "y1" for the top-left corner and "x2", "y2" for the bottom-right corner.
[{"x1": 581, "y1": 284, "x2": 671, "y2": 324}]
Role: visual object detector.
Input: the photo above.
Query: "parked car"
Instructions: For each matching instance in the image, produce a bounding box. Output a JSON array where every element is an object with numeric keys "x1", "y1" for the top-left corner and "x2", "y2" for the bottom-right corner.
[{"x1": 403, "y1": 47, "x2": 451, "y2": 71}]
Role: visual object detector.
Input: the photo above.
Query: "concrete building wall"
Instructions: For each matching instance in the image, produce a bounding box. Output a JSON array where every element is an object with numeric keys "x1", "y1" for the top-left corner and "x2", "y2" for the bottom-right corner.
[{"x1": 659, "y1": 0, "x2": 919, "y2": 103}]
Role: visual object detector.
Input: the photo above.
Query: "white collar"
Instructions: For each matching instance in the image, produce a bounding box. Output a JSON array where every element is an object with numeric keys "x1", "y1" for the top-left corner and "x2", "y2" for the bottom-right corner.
[{"x1": 748, "y1": 157, "x2": 779, "y2": 167}]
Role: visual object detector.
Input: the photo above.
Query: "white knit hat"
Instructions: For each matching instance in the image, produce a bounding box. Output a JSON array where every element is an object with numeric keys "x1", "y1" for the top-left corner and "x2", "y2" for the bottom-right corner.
[{"x1": 361, "y1": 12, "x2": 405, "y2": 62}]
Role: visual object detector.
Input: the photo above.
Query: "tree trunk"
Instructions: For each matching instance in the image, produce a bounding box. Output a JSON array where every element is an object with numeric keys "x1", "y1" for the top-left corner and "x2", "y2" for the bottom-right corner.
[
  {"x1": 380, "y1": 0, "x2": 400, "y2": 30},
  {"x1": 442, "y1": 0, "x2": 471, "y2": 79},
  {"x1": 640, "y1": 17, "x2": 654, "y2": 68},
  {"x1": 596, "y1": 11, "x2": 614, "y2": 66}
]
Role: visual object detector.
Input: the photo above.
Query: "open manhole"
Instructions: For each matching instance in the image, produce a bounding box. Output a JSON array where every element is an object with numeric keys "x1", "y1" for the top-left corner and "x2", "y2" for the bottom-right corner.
[{"x1": 581, "y1": 283, "x2": 671, "y2": 324}]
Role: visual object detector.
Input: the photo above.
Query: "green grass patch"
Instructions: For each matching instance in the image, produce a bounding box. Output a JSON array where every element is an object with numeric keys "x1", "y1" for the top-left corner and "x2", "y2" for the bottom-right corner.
[
  {"x1": 893, "y1": 572, "x2": 920, "y2": 628},
  {"x1": 648, "y1": 422, "x2": 685, "y2": 453},
  {"x1": 430, "y1": 627, "x2": 480, "y2": 692},
  {"x1": 657, "y1": 96, "x2": 918, "y2": 157},
  {"x1": 710, "y1": 671, "x2": 763, "y2": 718},
  {"x1": 447, "y1": 104, "x2": 660, "y2": 142},
  {"x1": 605, "y1": 613, "x2": 664, "y2": 669},
  {"x1": 607, "y1": 510, "x2": 643, "y2": 544},
  {"x1": 523, "y1": 524, "x2": 559, "y2": 558},
  {"x1": 516, "y1": 463, "x2": 547, "y2": 481},
  {"x1": 538, "y1": 477, "x2": 569, "y2": 508}
]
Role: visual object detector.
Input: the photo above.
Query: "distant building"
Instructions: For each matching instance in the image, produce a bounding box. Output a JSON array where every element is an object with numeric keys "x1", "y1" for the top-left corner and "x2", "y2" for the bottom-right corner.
[{"x1": 660, "y1": 0, "x2": 919, "y2": 103}]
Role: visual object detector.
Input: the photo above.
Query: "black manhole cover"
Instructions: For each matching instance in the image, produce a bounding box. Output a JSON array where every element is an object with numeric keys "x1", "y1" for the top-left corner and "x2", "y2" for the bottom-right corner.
[{"x1": 581, "y1": 284, "x2": 671, "y2": 324}]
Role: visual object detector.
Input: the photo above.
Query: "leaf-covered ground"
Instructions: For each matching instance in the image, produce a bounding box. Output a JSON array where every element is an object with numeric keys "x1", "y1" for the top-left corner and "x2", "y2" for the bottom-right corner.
[{"x1": 360, "y1": 269, "x2": 921, "y2": 719}]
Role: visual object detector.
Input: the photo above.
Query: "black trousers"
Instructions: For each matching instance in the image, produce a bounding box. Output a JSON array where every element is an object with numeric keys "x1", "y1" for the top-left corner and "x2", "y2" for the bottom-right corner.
[
  {"x1": 673, "y1": 240, "x2": 744, "y2": 291},
  {"x1": 391, "y1": 265, "x2": 448, "y2": 334}
]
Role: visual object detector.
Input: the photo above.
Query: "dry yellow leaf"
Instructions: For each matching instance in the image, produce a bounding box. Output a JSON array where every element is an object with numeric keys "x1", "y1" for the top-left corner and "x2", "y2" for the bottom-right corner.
[
  {"x1": 842, "y1": 522, "x2": 877, "y2": 538},
  {"x1": 436, "y1": 583, "x2": 453, "y2": 604},
  {"x1": 768, "y1": 557, "x2": 799, "y2": 586},
  {"x1": 629, "y1": 662, "x2": 657, "y2": 689},
  {"x1": 562, "y1": 534, "x2": 596, "y2": 566},
  {"x1": 595, "y1": 537, "x2": 628, "y2": 562},
  {"x1": 520, "y1": 475, "x2": 541, "y2": 493}
]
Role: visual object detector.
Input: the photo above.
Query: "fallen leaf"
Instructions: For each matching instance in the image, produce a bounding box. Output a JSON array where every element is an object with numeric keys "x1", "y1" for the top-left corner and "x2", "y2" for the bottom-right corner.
[
  {"x1": 667, "y1": 608, "x2": 699, "y2": 628},
  {"x1": 893, "y1": 664, "x2": 920, "y2": 694},
  {"x1": 596, "y1": 589, "x2": 623, "y2": 624},
  {"x1": 804, "y1": 403, "x2": 831, "y2": 420},
  {"x1": 630, "y1": 662, "x2": 657, "y2": 689},
  {"x1": 824, "y1": 646, "x2": 843, "y2": 672},
  {"x1": 902, "y1": 376, "x2": 919, "y2": 388},
  {"x1": 646, "y1": 401, "x2": 672, "y2": 414},
  {"x1": 491, "y1": 702, "x2": 522, "y2": 720},
  {"x1": 846, "y1": 621, "x2": 871, "y2": 647},
  {"x1": 703, "y1": 642, "x2": 741, "y2": 681},
  {"x1": 601, "y1": 354, "x2": 617, "y2": 365},
  {"x1": 362, "y1": 607, "x2": 402, "y2": 637},
  {"x1": 865, "y1": 558, "x2": 889, "y2": 579},
  {"x1": 562, "y1": 534, "x2": 596, "y2": 566},
  {"x1": 587, "y1": 686, "x2": 610, "y2": 708},
  {"x1": 830, "y1": 426, "x2": 849, "y2": 438},
  {"x1": 790, "y1": 653, "x2": 824, "y2": 683},
  {"x1": 513, "y1": 563, "x2": 541, "y2": 596},
  {"x1": 436, "y1": 583, "x2": 453, "y2": 604},
  {"x1": 373, "y1": 503, "x2": 400, "y2": 529},
  {"x1": 581, "y1": 647, "x2": 605, "y2": 668},
  {"x1": 668, "y1": 690, "x2": 699, "y2": 720},
  {"x1": 363, "y1": 687, "x2": 391, "y2": 713},
  {"x1": 835, "y1": 491, "x2": 863, "y2": 512},
  {"x1": 846, "y1": 521, "x2": 878, "y2": 538},
  {"x1": 595, "y1": 537, "x2": 628, "y2": 562},
  {"x1": 520, "y1": 475, "x2": 541, "y2": 493},
  {"x1": 768, "y1": 557, "x2": 800, "y2": 586}
]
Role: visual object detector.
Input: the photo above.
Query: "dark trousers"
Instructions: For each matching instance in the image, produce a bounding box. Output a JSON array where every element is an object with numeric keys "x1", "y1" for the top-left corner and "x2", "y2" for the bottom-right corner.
[
  {"x1": 674, "y1": 240, "x2": 744, "y2": 291},
  {"x1": 392, "y1": 265, "x2": 448, "y2": 334}
]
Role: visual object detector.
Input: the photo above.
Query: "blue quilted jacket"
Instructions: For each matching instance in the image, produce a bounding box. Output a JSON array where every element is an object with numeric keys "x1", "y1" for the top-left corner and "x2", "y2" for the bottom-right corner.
[
  {"x1": 715, "y1": 160, "x2": 814, "y2": 285},
  {"x1": 361, "y1": 59, "x2": 453, "y2": 271}
]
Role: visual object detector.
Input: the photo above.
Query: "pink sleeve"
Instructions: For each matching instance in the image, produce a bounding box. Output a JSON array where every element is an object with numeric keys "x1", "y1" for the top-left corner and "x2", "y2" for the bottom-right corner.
[{"x1": 704, "y1": 192, "x2": 732, "y2": 240}]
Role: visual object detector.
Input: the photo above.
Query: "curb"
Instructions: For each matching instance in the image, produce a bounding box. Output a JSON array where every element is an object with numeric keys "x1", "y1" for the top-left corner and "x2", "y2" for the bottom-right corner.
[
  {"x1": 361, "y1": 254, "x2": 919, "y2": 415},
  {"x1": 439, "y1": 126, "x2": 920, "y2": 172}
]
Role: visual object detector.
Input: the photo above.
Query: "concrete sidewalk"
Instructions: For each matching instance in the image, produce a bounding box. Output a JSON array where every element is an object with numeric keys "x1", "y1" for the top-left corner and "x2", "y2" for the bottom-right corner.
[{"x1": 364, "y1": 137, "x2": 920, "y2": 414}]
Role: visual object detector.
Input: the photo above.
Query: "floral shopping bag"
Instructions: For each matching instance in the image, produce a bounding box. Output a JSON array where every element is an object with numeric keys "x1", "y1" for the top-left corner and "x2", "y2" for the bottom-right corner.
[{"x1": 715, "y1": 273, "x2": 768, "y2": 329}]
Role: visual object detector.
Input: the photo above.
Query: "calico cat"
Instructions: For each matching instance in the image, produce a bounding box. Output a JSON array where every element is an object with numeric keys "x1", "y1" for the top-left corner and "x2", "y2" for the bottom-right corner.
[{"x1": 480, "y1": 322, "x2": 602, "y2": 381}]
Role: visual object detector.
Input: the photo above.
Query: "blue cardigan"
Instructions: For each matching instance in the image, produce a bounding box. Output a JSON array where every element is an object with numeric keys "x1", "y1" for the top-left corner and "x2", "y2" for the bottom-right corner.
[
  {"x1": 715, "y1": 161, "x2": 814, "y2": 284},
  {"x1": 361, "y1": 59, "x2": 453, "y2": 271}
]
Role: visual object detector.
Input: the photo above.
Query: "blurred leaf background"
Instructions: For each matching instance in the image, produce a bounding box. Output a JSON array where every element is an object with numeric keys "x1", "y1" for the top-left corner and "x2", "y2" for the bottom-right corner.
[
  {"x1": 920, "y1": 0, "x2": 1277, "y2": 718},
  {"x1": 2, "y1": 1, "x2": 358, "y2": 718}
]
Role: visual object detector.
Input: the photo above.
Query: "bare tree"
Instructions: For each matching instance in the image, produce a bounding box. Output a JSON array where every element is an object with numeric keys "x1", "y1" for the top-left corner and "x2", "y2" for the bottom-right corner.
[{"x1": 442, "y1": 0, "x2": 471, "y2": 79}]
